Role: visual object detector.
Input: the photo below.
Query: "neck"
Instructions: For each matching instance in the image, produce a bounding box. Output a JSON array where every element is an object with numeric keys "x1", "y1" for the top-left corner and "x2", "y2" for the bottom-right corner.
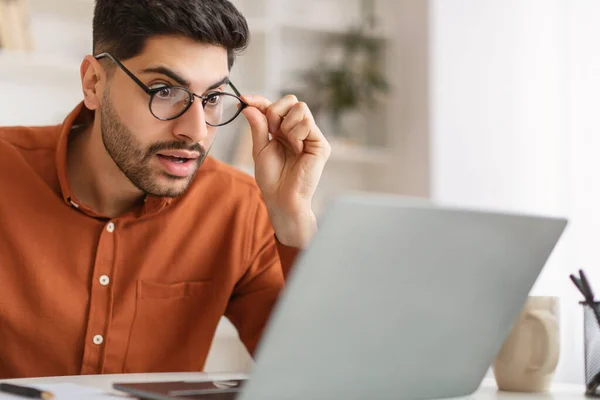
[{"x1": 67, "y1": 117, "x2": 145, "y2": 218}]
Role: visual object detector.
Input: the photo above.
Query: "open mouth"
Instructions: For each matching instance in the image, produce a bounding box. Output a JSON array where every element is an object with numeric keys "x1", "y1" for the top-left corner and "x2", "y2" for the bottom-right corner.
[
  {"x1": 155, "y1": 154, "x2": 198, "y2": 177},
  {"x1": 157, "y1": 155, "x2": 191, "y2": 164}
]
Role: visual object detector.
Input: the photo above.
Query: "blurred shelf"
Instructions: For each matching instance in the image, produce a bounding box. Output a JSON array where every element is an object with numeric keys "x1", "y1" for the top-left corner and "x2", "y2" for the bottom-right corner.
[
  {"x1": 246, "y1": 18, "x2": 271, "y2": 33},
  {"x1": 0, "y1": 50, "x2": 81, "y2": 83},
  {"x1": 279, "y1": 20, "x2": 388, "y2": 40},
  {"x1": 229, "y1": 0, "x2": 270, "y2": 21},
  {"x1": 227, "y1": 139, "x2": 391, "y2": 174},
  {"x1": 29, "y1": 0, "x2": 93, "y2": 21},
  {"x1": 0, "y1": 50, "x2": 84, "y2": 126},
  {"x1": 328, "y1": 139, "x2": 392, "y2": 164}
]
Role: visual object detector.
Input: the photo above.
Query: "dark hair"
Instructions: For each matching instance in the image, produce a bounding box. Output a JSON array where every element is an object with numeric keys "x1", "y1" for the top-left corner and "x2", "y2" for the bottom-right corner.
[{"x1": 92, "y1": 0, "x2": 249, "y2": 69}]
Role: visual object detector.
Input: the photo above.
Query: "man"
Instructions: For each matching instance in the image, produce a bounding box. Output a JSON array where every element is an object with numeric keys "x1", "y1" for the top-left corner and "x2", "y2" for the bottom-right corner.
[{"x1": 0, "y1": 0, "x2": 330, "y2": 378}]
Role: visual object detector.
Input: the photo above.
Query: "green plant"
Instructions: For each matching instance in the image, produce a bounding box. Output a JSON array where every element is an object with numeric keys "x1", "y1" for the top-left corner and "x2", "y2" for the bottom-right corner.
[{"x1": 293, "y1": 0, "x2": 390, "y2": 132}]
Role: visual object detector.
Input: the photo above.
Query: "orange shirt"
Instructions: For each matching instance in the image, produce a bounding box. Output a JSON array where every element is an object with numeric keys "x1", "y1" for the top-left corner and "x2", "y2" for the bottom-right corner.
[{"x1": 0, "y1": 103, "x2": 299, "y2": 379}]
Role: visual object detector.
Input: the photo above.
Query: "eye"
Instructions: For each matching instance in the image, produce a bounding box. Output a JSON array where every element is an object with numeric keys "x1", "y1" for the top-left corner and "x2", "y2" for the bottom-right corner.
[
  {"x1": 205, "y1": 93, "x2": 222, "y2": 106},
  {"x1": 150, "y1": 83, "x2": 176, "y2": 100}
]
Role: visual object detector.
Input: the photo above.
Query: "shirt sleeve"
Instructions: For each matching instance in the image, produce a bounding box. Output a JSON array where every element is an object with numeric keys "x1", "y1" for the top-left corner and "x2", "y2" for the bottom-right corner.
[
  {"x1": 275, "y1": 238, "x2": 301, "y2": 279},
  {"x1": 224, "y1": 194, "x2": 301, "y2": 356}
]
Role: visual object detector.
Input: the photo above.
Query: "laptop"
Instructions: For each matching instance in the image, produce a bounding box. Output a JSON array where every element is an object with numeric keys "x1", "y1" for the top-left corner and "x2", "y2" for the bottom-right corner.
[{"x1": 114, "y1": 193, "x2": 568, "y2": 400}]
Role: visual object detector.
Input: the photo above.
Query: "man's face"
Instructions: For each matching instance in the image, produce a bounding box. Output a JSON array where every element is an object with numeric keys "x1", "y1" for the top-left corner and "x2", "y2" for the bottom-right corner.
[{"x1": 99, "y1": 36, "x2": 230, "y2": 197}]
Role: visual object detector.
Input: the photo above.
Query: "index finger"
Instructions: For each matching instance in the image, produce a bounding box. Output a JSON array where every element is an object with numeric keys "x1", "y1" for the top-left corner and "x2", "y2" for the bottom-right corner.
[{"x1": 241, "y1": 94, "x2": 272, "y2": 115}]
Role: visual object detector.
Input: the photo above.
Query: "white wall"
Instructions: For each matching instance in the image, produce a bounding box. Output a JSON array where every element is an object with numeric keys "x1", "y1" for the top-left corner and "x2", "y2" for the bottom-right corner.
[
  {"x1": 431, "y1": 0, "x2": 600, "y2": 385},
  {"x1": 563, "y1": 0, "x2": 600, "y2": 384},
  {"x1": 431, "y1": 0, "x2": 567, "y2": 216}
]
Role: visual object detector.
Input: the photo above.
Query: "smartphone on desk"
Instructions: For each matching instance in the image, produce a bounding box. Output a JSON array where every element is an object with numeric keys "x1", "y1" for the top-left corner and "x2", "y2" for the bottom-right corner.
[{"x1": 113, "y1": 379, "x2": 246, "y2": 399}]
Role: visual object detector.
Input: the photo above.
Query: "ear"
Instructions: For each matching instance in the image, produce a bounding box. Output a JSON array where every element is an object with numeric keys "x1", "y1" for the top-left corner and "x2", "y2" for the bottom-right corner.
[{"x1": 80, "y1": 55, "x2": 106, "y2": 111}]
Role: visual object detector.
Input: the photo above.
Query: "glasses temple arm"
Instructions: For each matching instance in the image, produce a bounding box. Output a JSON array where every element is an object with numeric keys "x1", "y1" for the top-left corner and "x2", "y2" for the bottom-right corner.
[
  {"x1": 228, "y1": 81, "x2": 243, "y2": 98},
  {"x1": 94, "y1": 52, "x2": 152, "y2": 94}
]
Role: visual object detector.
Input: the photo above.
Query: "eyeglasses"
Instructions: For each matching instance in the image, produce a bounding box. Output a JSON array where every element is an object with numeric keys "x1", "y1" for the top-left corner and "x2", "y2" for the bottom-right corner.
[{"x1": 94, "y1": 52, "x2": 247, "y2": 127}]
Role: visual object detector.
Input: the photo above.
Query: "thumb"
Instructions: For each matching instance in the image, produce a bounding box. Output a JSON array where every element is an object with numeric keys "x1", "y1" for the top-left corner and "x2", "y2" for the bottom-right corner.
[{"x1": 242, "y1": 106, "x2": 270, "y2": 158}]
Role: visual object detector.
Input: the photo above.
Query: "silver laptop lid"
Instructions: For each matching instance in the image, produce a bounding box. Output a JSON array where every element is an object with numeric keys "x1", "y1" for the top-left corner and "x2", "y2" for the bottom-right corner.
[{"x1": 240, "y1": 193, "x2": 567, "y2": 400}]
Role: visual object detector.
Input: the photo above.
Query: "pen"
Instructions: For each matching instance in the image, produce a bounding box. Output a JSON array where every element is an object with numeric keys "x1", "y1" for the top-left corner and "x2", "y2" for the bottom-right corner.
[
  {"x1": 570, "y1": 273, "x2": 585, "y2": 295},
  {"x1": 570, "y1": 269, "x2": 600, "y2": 329},
  {"x1": 579, "y1": 269, "x2": 600, "y2": 328},
  {"x1": 0, "y1": 383, "x2": 54, "y2": 399},
  {"x1": 579, "y1": 269, "x2": 595, "y2": 299}
]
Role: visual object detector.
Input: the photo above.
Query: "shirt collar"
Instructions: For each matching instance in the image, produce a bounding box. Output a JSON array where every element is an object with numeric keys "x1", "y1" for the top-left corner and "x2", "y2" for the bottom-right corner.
[{"x1": 55, "y1": 102, "x2": 171, "y2": 218}]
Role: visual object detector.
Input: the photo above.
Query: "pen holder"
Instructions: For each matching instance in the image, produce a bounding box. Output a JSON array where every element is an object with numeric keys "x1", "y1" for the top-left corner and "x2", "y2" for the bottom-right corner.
[{"x1": 583, "y1": 302, "x2": 600, "y2": 397}]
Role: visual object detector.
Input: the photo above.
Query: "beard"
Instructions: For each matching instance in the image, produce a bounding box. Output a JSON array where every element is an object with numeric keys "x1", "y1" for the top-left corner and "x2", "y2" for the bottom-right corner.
[{"x1": 100, "y1": 90, "x2": 208, "y2": 198}]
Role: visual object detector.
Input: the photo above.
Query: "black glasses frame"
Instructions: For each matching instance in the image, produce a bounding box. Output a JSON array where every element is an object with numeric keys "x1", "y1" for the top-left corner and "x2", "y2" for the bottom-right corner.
[{"x1": 94, "y1": 52, "x2": 248, "y2": 126}]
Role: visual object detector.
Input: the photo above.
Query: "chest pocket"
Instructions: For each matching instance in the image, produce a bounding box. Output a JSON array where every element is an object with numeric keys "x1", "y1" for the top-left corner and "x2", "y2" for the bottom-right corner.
[{"x1": 123, "y1": 280, "x2": 222, "y2": 373}]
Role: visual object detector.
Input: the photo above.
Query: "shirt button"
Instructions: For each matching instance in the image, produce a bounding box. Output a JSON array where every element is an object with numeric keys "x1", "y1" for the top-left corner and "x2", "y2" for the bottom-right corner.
[
  {"x1": 93, "y1": 335, "x2": 104, "y2": 345},
  {"x1": 106, "y1": 222, "x2": 115, "y2": 233},
  {"x1": 99, "y1": 275, "x2": 110, "y2": 286}
]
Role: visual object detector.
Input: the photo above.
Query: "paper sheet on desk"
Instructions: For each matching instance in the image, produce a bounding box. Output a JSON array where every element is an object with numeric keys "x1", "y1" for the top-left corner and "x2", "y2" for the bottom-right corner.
[{"x1": 0, "y1": 383, "x2": 126, "y2": 399}]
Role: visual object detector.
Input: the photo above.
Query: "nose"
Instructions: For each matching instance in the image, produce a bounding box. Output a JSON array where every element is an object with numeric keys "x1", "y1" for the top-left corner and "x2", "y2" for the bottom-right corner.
[{"x1": 172, "y1": 98, "x2": 209, "y2": 143}]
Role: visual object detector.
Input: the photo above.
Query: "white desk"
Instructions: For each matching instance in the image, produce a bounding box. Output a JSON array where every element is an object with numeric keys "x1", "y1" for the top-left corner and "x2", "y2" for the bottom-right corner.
[{"x1": 0, "y1": 373, "x2": 589, "y2": 399}]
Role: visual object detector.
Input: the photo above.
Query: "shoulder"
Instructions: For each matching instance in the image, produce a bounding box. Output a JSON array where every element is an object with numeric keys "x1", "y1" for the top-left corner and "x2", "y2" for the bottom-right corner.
[
  {"x1": 0, "y1": 124, "x2": 61, "y2": 153},
  {"x1": 0, "y1": 124, "x2": 63, "y2": 196}
]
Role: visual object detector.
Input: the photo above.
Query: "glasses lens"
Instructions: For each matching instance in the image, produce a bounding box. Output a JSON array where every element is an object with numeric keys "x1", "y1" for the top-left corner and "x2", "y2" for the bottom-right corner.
[
  {"x1": 150, "y1": 87, "x2": 192, "y2": 120},
  {"x1": 203, "y1": 92, "x2": 243, "y2": 126}
]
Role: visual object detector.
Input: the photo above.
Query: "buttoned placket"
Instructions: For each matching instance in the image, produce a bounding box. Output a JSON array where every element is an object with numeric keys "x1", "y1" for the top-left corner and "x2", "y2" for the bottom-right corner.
[{"x1": 79, "y1": 220, "x2": 117, "y2": 374}]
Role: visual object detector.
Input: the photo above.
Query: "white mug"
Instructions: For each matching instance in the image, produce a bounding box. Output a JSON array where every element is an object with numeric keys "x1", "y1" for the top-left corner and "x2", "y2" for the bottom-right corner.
[{"x1": 493, "y1": 296, "x2": 560, "y2": 392}]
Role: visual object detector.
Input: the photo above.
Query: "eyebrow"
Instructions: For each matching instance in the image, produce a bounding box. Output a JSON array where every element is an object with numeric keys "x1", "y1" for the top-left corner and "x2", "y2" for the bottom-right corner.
[
  {"x1": 206, "y1": 76, "x2": 231, "y2": 91},
  {"x1": 140, "y1": 66, "x2": 230, "y2": 92},
  {"x1": 142, "y1": 66, "x2": 191, "y2": 87}
]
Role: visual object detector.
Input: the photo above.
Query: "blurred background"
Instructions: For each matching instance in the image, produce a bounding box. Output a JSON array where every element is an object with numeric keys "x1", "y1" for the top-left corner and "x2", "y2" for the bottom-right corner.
[{"x1": 1, "y1": 0, "x2": 598, "y2": 386}]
